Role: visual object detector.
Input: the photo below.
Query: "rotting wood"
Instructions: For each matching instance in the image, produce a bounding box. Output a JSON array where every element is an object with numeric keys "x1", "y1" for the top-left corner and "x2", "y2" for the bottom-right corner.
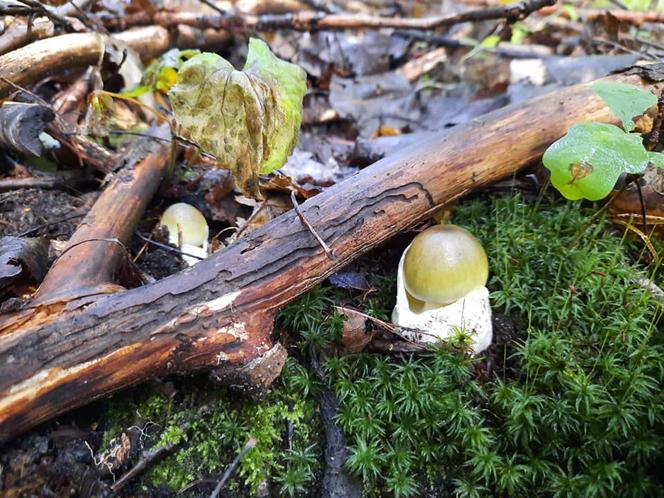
[
  {"x1": 0, "y1": 71, "x2": 661, "y2": 444},
  {"x1": 33, "y1": 125, "x2": 172, "y2": 303}
]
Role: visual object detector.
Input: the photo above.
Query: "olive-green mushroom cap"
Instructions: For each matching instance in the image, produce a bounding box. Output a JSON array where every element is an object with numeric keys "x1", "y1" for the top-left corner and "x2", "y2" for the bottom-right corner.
[
  {"x1": 403, "y1": 224, "x2": 488, "y2": 305},
  {"x1": 160, "y1": 203, "x2": 209, "y2": 247}
]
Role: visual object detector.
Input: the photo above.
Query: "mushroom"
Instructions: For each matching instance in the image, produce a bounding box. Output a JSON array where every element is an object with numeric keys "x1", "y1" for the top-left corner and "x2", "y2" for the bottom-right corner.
[
  {"x1": 159, "y1": 203, "x2": 209, "y2": 265},
  {"x1": 392, "y1": 224, "x2": 492, "y2": 353}
]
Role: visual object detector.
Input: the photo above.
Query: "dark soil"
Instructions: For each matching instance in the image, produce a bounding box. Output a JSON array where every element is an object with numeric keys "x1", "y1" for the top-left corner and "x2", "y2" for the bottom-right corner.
[{"x1": 0, "y1": 188, "x2": 88, "y2": 239}]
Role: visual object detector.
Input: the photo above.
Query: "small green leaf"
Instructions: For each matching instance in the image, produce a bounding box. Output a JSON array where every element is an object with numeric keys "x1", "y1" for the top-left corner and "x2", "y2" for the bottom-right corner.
[
  {"x1": 124, "y1": 49, "x2": 201, "y2": 98},
  {"x1": 592, "y1": 82, "x2": 656, "y2": 132},
  {"x1": 562, "y1": 4, "x2": 578, "y2": 22},
  {"x1": 168, "y1": 39, "x2": 307, "y2": 198},
  {"x1": 543, "y1": 122, "x2": 652, "y2": 201},
  {"x1": 460, "y1": 35, "x2": 501, "y2": 62},
  {"x1": 648, "y1": 151, "x2": 664, "y2": 169}
]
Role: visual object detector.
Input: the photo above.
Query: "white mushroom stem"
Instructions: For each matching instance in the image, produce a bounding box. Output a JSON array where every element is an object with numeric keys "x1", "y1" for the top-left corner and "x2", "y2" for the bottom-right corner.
[
  {"x1": 178, "y1": 242, "x2": 209, "y2": 267},
  {"x1": 392, "y1": 248, "x2": 493, "y2": 354}
]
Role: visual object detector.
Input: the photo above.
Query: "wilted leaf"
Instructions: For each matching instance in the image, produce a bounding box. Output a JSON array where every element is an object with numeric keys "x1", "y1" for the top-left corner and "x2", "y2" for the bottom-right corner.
[
  {"x1": 543, "y1": 122, "x2": 653, "y2": 201},
  {"x1": 85, "y1": 92, "x2": 142, "y2": 138},
  {"x1": 0, "y1": 102, "x2": 55, "y2": 156},
  {"x1": 592, "y1": 82, "x2": 656, "y2": 132},
  {"x1": 336, "y1": 306, "x2": 373, "y2": 353},
  {"x1": 169, "y1": 38, "x2": 307, "y2": 198}
]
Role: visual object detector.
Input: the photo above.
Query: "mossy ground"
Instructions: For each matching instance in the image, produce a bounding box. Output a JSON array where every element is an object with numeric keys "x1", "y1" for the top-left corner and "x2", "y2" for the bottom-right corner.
[{"x1": 100, "y1": 192, "x2": 664, "y2": 497}]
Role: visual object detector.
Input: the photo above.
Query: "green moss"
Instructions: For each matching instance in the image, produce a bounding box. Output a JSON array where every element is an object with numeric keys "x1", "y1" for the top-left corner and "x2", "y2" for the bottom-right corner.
[
  {"x1": 325, "y1": 193, "x2": 664, "y2": 497},
  {"x1": 101, "y1": 193, "x2": 663, "y2": 497},
  {"x1": 144, "y1": 362, "x2": 321, "y2": 495},
  {"x1": 100, "y1": 388, "x2": 172, "y2": 450}
]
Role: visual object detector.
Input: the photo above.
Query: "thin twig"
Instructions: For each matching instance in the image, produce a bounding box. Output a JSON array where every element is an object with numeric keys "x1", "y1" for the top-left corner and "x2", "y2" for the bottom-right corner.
[
  {"x1": 135, "y1": 232, "x2": 205, "y2": 260},
  {"x1": 13, "y1": 0, "x2": 77, "y2": 31},
  {"x1": 608, "y1": 0, "x2": 628, "y2": 9},
  {"x1": 290, "y1": 191, "x2": 335, "y2": 260},
  {"x1": 110, "y1": 440, "x2": 180, "y2": 492},
  {"x1": 105, "y1": 0, "x2": 555, "y2": 32},
  {"x1": 335, "y1": 306, "x2": 436, "y2": 345},
  {"x1": 396, "y1": 29, "x2": 552, "y2": 59},
  {"x1": 227, "y1": 201, "x2": 267, "y2": 243},
  {"x1": 0, "y1": 176, "x2": 64, "y2": 193},
  {"x1": 54, "y1": 237, "x2": 124, "y2": 262},
  {"x1": 0, "y1": 76, "x2": 51, "y2": 106},
  {"x1": 209, "y1": 437, "x2": 257, "y2": 498},
  {"x1": 18, "y1": 212, "x2": 86, "y2": 237},
  {"x1": 197, "y1": 0, "x2": 227, "y2": 15}
]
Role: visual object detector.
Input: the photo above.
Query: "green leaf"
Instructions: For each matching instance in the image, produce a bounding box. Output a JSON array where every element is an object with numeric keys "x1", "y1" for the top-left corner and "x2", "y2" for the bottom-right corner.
[
  {"x1": 543, "y1": 122, "x2": 652, "y2": 201},
  {"x1": 562, "y1": 4, "x2": 578, "y2": 22},
  {"x1": 168, "y1": 39, "x2": 307, "y2": 198},
  {"x1": 592, "y1": 82, "x2": 656, "y2": 132},
  {"x1": 460, "y1": 35, "x2": 501, "y2": 62},
  {"x1": 648, "y1": 151, "x2": 664, "y2": 169},
  {"x1": 242, "y1": 38, "x2": 308, "y2": 174},
  {"x1": 124, "y1": 49, "x2": 200, "y2": 98}
]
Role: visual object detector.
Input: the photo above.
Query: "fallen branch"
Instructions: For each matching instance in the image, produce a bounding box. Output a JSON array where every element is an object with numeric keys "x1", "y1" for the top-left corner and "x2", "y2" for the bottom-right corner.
[
  {"x1": 0, "y1": 175, "x2": 69, "y2": 192},
  {"x1": 33, "y1": 125, "x2": 172, "y2": 303},
  {"x1": 0, "y1": 25, "x2": 230, "y2": 99},
  {"x1": 104, "y1": 0, "x2": 555, "y2": 32},
  {"x1": 0, "y1": 0, "x2": 90, "y2": 55},
  {"x1": 0, "y1": 70, "x2": 661, "y2": 443}
]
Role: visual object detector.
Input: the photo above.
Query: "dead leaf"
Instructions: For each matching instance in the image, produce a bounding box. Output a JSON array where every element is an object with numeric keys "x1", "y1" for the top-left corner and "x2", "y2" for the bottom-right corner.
[
  {"x1": 328, "y1": 270, "x2": 371, "y2": 292},
  {"x1": 336, "y1": 306, "x2": 374, "y2": 353}
]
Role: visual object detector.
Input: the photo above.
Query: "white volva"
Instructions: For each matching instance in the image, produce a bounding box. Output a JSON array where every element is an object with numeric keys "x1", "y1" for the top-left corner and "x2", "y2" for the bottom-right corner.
[{"x1": 392, "y1": 248, "x2": 493, "y2": 354}]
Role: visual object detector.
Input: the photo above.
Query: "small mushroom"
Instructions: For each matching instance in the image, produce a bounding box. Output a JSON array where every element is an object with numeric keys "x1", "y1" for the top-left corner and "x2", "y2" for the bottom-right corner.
[
  {"x1": 392, "y1": 224, "x2": 492, "y2": 353},
  {"x1": 159, "y1": 203, "x2": 209, "y2": 265}
]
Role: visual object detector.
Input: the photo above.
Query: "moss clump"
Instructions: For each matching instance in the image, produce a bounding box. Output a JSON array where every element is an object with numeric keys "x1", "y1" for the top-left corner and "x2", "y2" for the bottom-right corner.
[
  {"x1": 100, "y1": 193, "x2": 663, "y2": 497},
  {"x1": 323, "y1": 194, "x2": 664, "y2": 497},
  {"x1": 99, "y1": 388, "x2": 173, "y2": 451},
  {"x1": 144, "y1": 363, "x2": 322, "y2": 495}
]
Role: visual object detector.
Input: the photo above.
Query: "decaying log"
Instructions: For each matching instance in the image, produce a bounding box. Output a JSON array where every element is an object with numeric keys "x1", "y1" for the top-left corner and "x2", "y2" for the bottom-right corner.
[
  {"x1": 0, "y1": 25, "x2": 230, "y2": 99},
  {"x1": 0, "y1": 71, "x2": 661, "y2": 443},
  {"x1": 33, "y1": 125, "x2": 172, "y2": 303}
]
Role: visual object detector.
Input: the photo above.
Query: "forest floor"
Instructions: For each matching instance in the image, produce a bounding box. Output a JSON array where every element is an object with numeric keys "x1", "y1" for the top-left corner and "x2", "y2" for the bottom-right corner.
[
  {"x1": 3, "y1": 191, "x2": 663, "y2": 497},
  {"x1": 1, "y1": 0, "x2": 664, "y2": 497}
]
